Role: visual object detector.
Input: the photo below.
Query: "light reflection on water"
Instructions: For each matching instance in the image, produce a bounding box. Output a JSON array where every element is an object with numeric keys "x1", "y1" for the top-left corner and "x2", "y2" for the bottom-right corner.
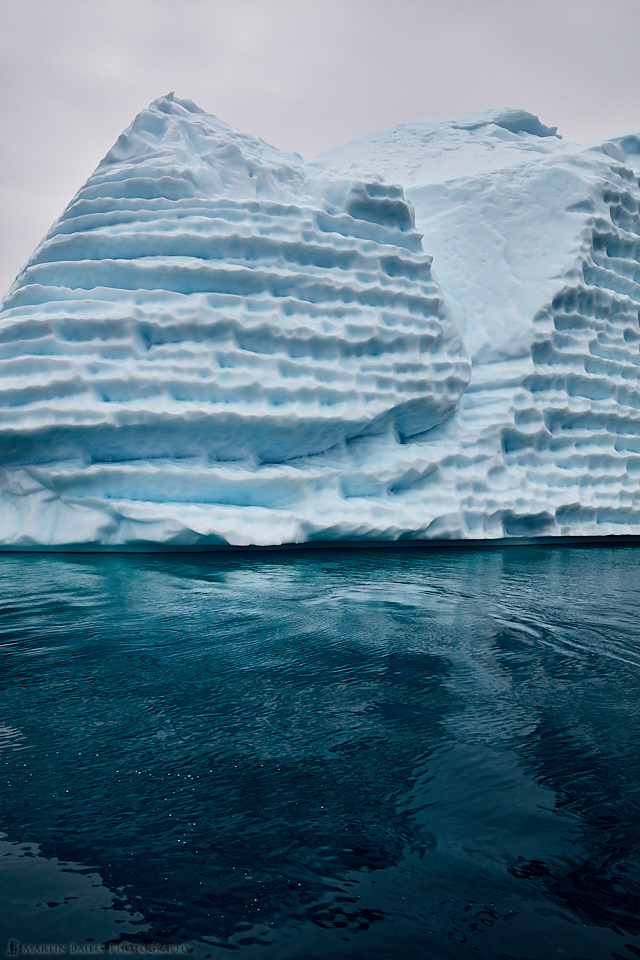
[{"x1": 0, "y1": 546, "x2": 639, "y2": 958}]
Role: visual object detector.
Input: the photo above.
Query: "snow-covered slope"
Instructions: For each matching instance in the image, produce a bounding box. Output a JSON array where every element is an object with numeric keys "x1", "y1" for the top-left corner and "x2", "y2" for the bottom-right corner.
[{"x1": 0, "y1": 98, "x2": 638, "y2": 548}]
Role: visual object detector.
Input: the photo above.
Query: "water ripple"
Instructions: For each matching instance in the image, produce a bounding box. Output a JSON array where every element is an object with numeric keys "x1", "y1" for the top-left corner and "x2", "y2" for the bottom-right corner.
[{"x1": 0, "y1": 546, "x2": 638, "y2": 958}]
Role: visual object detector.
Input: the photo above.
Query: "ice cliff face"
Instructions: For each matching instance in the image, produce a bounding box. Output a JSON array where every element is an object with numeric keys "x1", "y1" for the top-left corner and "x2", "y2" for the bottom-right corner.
[
  {"x1": 316, "y1": 110, "x2": 640, "y2": 539},
  {"x1": 0, "y1": 97, "x2": 639, "y2": 547}
]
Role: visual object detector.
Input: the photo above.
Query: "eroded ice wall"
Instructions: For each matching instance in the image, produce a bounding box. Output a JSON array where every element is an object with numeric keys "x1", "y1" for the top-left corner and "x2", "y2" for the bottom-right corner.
[
  {"x1": 316, "y1": 110, "x2": 640, "y2": 540},
  {"x1": 1, "y1": 99, "x2": 639, "y2": 547},
  {"x1": 0, "y1": 95, "x2": 471, "y2": 547}
]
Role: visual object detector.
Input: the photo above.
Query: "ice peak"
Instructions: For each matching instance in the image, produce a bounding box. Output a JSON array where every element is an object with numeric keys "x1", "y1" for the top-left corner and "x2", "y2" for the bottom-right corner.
[{"x1": 97, "y1": 94, "x2": 306, "y2": 202}]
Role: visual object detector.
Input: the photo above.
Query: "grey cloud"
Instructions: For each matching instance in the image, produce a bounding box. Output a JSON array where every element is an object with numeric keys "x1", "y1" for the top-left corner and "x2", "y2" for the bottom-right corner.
[{"x1": 1, "y1": 0, "x2": 639, "y2": 296}]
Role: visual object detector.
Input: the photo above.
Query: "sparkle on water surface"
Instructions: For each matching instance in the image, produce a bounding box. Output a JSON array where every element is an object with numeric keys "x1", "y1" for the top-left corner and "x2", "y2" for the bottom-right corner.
[{"x1": 0, "y1": 545, "x2": 639, "y2": 959}]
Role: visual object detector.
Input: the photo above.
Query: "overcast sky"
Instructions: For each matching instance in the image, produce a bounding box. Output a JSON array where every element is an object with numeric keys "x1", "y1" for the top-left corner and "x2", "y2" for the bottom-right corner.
[{"x1": 1, "y1": 0, "x2": 639, "y2": 297}]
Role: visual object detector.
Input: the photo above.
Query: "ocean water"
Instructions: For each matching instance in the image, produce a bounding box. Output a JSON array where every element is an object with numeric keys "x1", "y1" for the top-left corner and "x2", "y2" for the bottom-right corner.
[{"x1": 0, "y1": 546, "x2": 639, "y2": 960}]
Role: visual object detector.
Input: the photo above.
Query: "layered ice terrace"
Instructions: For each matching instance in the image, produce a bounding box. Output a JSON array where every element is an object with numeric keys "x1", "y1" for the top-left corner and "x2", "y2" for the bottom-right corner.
[{"x1": 0, "y1": 96, "x2": 639, "y2": 547}]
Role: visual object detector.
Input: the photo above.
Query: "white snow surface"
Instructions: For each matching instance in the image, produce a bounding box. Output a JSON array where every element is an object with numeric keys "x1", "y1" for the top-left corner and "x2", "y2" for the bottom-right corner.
[{"x1": 1, "y1": 96, "x2": 639, "y2": 547}]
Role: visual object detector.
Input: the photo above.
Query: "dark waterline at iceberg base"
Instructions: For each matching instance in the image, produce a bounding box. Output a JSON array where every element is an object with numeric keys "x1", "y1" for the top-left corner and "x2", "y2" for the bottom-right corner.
[{"x1": 0, "y1": 547, "x2": 639, "y2": 959}]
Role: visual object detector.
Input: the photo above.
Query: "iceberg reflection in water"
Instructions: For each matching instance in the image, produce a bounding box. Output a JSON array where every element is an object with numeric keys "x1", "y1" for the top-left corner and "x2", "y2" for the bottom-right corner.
[{"x1": 0, "y1": 546, "x2": 639, "y2": 959}]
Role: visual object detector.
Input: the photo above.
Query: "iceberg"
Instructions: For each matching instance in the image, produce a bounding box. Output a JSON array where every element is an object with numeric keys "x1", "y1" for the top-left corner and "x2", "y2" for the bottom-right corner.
[{"x1": 0, "y1": 96, "x2": 639, "y2": 548}]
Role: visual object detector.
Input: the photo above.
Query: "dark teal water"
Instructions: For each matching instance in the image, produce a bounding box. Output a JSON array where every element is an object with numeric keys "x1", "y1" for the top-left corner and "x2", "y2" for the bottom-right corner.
[{"x1": 0, "y1": 546, "x2": 639, "y2": 960}]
